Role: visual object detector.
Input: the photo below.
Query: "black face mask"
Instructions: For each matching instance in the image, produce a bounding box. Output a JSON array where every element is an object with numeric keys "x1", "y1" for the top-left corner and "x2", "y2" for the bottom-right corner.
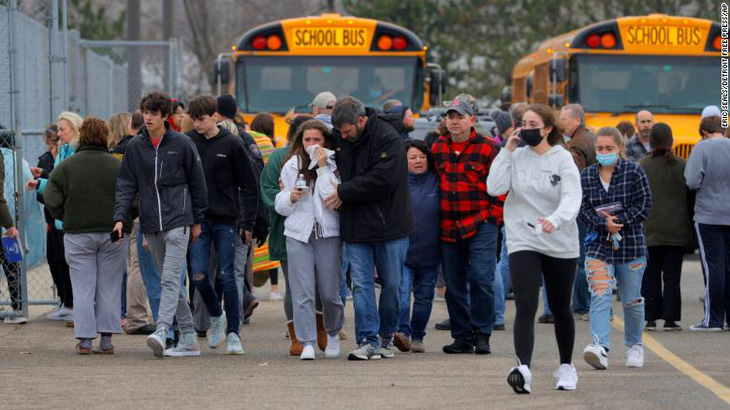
[{"x1": 520, "y1": 128, "x2": 543, "y2": 147}]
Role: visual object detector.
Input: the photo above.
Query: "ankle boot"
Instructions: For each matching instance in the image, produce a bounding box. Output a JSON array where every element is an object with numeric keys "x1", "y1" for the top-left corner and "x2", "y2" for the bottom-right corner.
[
  {"x1": 287, "y1": 321, "x2": 303, "y2": 356},
  {"x1": 316, "y1": 312, "x2": 327, "y2": 351}
]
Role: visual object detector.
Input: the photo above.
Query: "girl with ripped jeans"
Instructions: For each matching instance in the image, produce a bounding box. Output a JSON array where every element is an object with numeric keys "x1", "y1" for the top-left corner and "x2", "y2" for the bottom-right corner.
[{"x1": 578, "y1": 127, "x2": 652, "y2": 370}]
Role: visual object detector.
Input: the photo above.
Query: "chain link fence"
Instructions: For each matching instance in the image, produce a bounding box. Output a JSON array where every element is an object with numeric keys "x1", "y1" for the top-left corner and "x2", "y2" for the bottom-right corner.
[{"x1": 0, "y1": 0, "x2": 181, "y2": 318}]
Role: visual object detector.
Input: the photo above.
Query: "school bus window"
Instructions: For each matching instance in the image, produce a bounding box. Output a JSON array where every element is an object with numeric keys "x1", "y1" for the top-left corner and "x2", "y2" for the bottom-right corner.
[
  {"x1": 307, "y1": 66, "x2": 358, "y2": 97},
  {"x1": 262, "y1": 67, "x2": 292, "y2": 90}
]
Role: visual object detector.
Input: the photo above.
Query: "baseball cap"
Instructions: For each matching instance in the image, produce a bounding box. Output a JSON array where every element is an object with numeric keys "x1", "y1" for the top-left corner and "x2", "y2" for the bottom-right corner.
[
  {"x1": 445, "y1": 98, "x2": 474, "y2": 116},
  {"x1": 309, "y1": 92, "x2": 337, "y2": 109}
]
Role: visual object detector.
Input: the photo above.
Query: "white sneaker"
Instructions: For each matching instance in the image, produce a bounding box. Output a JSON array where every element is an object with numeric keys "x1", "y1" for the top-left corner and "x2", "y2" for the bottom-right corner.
[
  {"x1": 583, "y1": 344, "x2": 609, "y2": 370},
  {"x1": 324, "y1": 334, "x2": 340, "y2": 358},
  {"x1": 626, "y1": 344, "x2": 644, "y2": 368},
  {"x1": 269, "y1": 292, "x2": 283, "y2": 301},
  {"x1": 46, "y1": 306, "x2": 72, "y2": 320},
  {"x1": 507, "y1": 363, "x2": 532, "y2": 394},
  {"x1": 554, "y1": 363, "x2": 578, "y2": 390},
  {"x1": 225, "y1": 332, "x2": 244, "y2": 355},
  {"x1": 3, "y1": 315, "x2": 27, "y2": 324},
  {"x1": 146, "y1": 328, "x2": 167, "y2": 358},
  {"x1": 300, "y1": 343, "x2": 315, "y2": 360},
  {"x1": 208, "y1": 315, "x2": 226, "y2": 348},
  {"x1": 164, "y1": 332, "x2": 201, "y2": 357}
]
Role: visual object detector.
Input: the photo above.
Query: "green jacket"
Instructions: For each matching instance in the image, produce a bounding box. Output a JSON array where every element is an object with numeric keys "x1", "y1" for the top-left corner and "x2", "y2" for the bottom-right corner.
[
  {"x1": 44, "y1": 145, "x2": 133, "y2": 234},
  {"x1": 260, "y1": 147, "x2": 290, "y2": 261},
  {"x1": 0, "y1": 154, "x2": 14, "y2": 228},
  {"x1": 639, "y1": 154, "x2": 693, "y2": 247}
]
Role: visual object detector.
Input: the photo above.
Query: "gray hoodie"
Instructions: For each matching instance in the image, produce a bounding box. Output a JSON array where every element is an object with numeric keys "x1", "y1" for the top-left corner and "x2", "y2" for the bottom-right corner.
[{"x1": 685, "y1": 137, "x2": 730, "y2": 225}]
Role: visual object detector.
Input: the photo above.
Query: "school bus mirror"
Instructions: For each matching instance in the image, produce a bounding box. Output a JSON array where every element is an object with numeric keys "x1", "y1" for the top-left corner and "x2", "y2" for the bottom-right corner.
[
  {"x1": 550, "y1": 58, "x2": 567, "y2": 82},
  {"x1": 501, "y1": 86, "x2": 512, "y2": 103},
  {"x1": 429, "y1": 69, "x2": 447, "y2": 94},
  {"x1": 213, "y1": 59, "x2": 230, "y2": 84},
  {"x1": 548, "y1": 94, "x2": 565, "y2": 107}
]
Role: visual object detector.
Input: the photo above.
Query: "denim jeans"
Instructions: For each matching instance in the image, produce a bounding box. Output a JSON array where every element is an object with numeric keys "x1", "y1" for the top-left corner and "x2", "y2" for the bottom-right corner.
[
  {"x1": 398, "y1": 263, "x2": 440, "y2": 341},
  {"x1": 441, "y1": 221, "x2": 498, "y2": 343},
  {"x1": 587, "y1": 256, "x2": 646, "y2": 350},
  {"x1": 188, "y1": 219, "x2": 240, "y2": 335},
  {"x1": 571, "y1": 221, "x2": 590, "y2": 314},
  {"x1": 494, "y1": 225, "x2": 511, "y2": 326},
  {"x1": 348, "y1": 236, "x2": 409, "y2": 347}
]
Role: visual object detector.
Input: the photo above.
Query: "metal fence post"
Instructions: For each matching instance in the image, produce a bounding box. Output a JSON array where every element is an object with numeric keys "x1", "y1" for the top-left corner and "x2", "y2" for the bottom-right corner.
[{"x1": 61, "y1": 0, "x2": 69, "y2": 110}]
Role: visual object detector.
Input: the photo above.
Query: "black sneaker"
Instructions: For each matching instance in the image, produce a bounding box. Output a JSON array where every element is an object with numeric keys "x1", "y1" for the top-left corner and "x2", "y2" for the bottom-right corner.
[
  {"x1": 645, "y1": 321, "x2": 657, "y2": 331},
  {"x1": 538, "y1": 314, "x2": 554, "y2": 324},
  {"x1": 442, "y1": 339, "x2": 474, "y2": 354},
  {"x1": 663, "y1": 321, "x2": 682, "y2": 331},
  {"x1": 434, "y1": 319, "x2": 451, "y2": 331},
  {"x1": 473, "y1": 334, "x2": 491, "y2": 355},
  {"x1": 494, "y1": 324, "x2": 506, "y2": 331}
]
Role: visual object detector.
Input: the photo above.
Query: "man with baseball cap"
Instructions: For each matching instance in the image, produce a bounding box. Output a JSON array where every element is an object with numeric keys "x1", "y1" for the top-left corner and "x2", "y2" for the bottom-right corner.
[
  {"x1": 431, "y1": 96, "x2": 503, "y2": 355},
  {"x1": 310, "y1": 91, "x2": 337, "y2": 130}
]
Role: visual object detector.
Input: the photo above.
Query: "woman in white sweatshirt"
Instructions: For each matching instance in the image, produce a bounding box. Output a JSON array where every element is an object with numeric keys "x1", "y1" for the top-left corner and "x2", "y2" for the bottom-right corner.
[
  {"x1": 487, "y1": 104, "x2": 582, "y2": 394},
  {"x1": 275, "y1": 119, "x2": 344, "y2": 360}
]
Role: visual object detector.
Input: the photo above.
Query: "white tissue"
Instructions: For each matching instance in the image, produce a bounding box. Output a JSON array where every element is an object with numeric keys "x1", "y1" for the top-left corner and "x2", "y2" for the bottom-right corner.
[{"x1": 305, "y1": 144, "x2": 335, "y2": 170}]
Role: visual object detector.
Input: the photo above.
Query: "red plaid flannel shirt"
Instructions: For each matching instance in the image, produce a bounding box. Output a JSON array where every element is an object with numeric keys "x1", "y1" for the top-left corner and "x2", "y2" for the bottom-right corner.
[{"x1": 431, "y1": 129, "x2": 504, "y2": 242}]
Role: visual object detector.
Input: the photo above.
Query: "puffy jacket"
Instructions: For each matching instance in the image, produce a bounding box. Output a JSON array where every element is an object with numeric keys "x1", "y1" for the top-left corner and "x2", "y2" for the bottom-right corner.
[
  {"x1": 275, "y1": 155, "x2": 340, "y2": 242},
  {"x1": 334, "y1": 107, "x2": 415, "y2": 243},
  {"x1": 114, "y1": 123, "x2": 207, "y2": 234},
  {"x1": 405, "y1": 171, "x2": 440, "y2": 268}
]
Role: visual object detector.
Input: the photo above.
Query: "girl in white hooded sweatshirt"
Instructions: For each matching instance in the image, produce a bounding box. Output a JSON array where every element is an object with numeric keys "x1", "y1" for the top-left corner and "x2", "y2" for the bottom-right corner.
[
  {"x1": 275, "y1": 119, "x2": 344, "y2": 360},
  {"x1": 487, "y1": 104, "x2": 582, "y2": 394}
]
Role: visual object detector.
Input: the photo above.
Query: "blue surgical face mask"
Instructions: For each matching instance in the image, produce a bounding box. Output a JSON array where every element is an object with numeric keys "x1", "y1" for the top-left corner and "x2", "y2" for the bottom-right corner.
[{"x1": 596, "y1": 152, "x2": 618, "y2": 166}]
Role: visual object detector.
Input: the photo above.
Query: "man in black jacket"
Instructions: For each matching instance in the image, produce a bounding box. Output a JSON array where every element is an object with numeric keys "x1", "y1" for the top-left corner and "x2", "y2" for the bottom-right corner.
[
  {"x1": 114, "y1": 91, "x2": 208, "y2": 358},
  {"x1": 326, "y1": 97, "x2": 414, "y2": 360},
  {"x1": 185, "y1": 95, "x2": 258, "y2": 355}
]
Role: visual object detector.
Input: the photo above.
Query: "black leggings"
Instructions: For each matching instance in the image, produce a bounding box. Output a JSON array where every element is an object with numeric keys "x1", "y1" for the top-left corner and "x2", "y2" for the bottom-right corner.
[
  {"x1": 510, "y1": 251, "x2": 577, "y2": 367},
  {"x1": 47, "y1": 227, "x2": 73, "y2": 308}
]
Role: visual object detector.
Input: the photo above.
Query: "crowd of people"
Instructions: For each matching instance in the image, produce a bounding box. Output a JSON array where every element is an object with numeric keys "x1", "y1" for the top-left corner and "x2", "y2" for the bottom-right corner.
[{"x1": 3, "y1": 88, "x2": 728, "y2": 395}]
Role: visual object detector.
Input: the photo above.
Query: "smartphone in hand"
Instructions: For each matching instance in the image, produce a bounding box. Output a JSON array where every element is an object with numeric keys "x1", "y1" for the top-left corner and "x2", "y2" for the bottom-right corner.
[{"x1": 110, "y1": 229, "x2": 123, "y2": 243}]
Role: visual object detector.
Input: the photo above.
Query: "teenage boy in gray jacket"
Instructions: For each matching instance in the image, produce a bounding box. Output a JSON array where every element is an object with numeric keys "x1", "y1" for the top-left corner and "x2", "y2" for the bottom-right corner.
[{"x1": 113, "y1": 91, "x2": 208, "y2": 358}]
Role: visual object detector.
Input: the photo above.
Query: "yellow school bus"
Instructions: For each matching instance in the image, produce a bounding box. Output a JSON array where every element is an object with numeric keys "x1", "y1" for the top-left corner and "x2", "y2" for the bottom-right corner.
[
  {"x1": 509, "y1": 14, "x2": 721, "y2": 159},
  {"x1": 216, "y1": 13, "x2": 445, "y2": 146}
]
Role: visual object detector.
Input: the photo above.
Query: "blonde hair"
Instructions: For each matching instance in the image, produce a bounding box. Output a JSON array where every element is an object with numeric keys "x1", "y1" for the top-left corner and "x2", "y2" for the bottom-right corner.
[
  {"x1": 596, "y1": 126, "x2": 627, "y2": 159},
  {"x1": 107, "y1": 112, "x2": 131, "y2": 149},
  {"x1": 58, "y1": 111, "x2": 84, "y2": 147}
]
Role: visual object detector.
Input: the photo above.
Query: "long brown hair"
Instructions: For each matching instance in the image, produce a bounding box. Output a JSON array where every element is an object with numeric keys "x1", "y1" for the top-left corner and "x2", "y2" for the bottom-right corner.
[
  {"x1": 284, "y1": 119, "x2": 333, "y2": 185},
  {"x1": 525, "y1": 104, "x2": 563, "y2": 146},
  {"x1": 649, "y1": 123, "x2": 676, "y2": 162}
]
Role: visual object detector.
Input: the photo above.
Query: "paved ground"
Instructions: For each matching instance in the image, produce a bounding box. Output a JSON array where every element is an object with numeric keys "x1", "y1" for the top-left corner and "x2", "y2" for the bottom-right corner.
[{"x1": 1, "y1": 254, "x2": 729, "y2": 409}]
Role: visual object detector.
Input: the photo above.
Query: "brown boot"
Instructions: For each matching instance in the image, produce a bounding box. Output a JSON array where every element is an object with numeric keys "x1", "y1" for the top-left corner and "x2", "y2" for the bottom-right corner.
[
  {"x1": 316, "y1": 312, "x2": 327, "y2": 351},
  {"x1": 287, "y1": 321, "x2": 303, "y2": 356}
]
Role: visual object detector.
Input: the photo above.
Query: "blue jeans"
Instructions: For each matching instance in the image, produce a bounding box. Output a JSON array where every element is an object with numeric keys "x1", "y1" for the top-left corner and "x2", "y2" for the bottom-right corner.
[
  {"x1": 441, "y1": 222, "x2": 498, "y2": 343},
  {"x1": 398, "y1": 263, "x2": 440, "y2": 341},
  {"x1": 188, "y1": 220, "x2": 240, "y2": 335},
  {"x1": 587, "y1": 256, "x2": 646, "y2": 350},
  {"x1": 348, "y1": 236, "x2": 409, "y2": 347},
  {"x1": 494, "y1": 225, "x2": 511, "y2": 326},
  {"x1": 571, "y1": 221, "x2": 590, "y2": 314}
]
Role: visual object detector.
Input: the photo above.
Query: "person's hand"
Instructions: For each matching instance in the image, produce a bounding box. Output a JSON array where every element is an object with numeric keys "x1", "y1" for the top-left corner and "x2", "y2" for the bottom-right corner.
[
  {"x1": 5, "y1": 226, "x2": 18, "y2": 239},
  {"x1": 30, "y1": 167, "x2": 43, "y2": 178},
  {"x1": 240, "y1": 229, "x2": 252, "y2": 246},
  {"x1": 314, "y1": 146, "x2": 328, "y2": 168},
  {"x1": 112, "y1": 221, "x2": 124, "y2": 243},
  {"x1": 324, "y1": 180, "x2": 342, "y2": 210},
  {"x1": 602, "y1": 211, "x2": 624, "y2": 234},
  {"x1": 142, "y1": 238, "x2": 150, "y2": 252},
  {"x1": 190, "y1": 224, "x2": 202, "y2": 243},
  {"x1": 505, "y1": 128, "x2": 521, "y2": 152},
  {"x1": 26, "y1": 180, "x2": 39, "y2": 191},
  {"x1": 278, "y1": 179, "x2": 284, "y2": 191},
  {"x1": 290, "y1": 188, "x2": 304, "y2": 203},
  {"x1": 538, "y1": 217, "x2": 554, "y2": 234}
]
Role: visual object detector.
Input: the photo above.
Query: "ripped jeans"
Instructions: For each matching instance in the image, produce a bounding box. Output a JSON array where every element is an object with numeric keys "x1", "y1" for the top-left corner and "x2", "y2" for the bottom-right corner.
[{"x1": 586, "y1": 256, "x2": 646, "y2": 350}]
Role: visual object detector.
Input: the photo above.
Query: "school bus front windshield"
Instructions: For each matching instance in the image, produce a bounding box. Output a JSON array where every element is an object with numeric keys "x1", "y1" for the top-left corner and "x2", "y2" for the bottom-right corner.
[
  {"x1": 237, "y1": 56, "x2": 422, "y2": 114},
  {"x1": 569, "y1": 54, "x2": 720, "y2": 114}
]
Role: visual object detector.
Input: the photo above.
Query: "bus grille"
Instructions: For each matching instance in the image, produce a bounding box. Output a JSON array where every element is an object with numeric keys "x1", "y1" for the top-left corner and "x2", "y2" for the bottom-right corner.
[{"x1": 673, "y1": 143, "x2": 694, "y2": 160}]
